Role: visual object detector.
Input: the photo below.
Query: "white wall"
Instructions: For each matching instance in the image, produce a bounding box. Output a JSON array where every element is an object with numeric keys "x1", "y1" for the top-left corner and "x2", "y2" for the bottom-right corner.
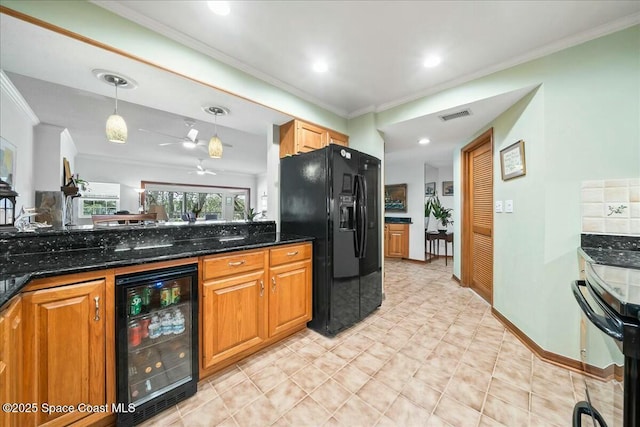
[
  {"x1": 0, "y1": 72, "x2": 36, "y2": 211},
  {"x1": 33, "y1": 123, "x2": 66, "y2": 192},
  {"x1": 75, "y1": 156, "x2": 258, "y2": 214},
  {"x1": 385, "y1": 153, "x2": 425, "y2": 260},
  {"x1": 59, "y1": 128, "x2": 78, "y2": 184}
]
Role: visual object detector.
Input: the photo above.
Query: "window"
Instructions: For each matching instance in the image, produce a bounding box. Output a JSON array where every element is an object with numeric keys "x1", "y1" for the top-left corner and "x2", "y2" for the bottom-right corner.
[{"x1": 142, "y1": 181, "x2": 249, "y2": 221}]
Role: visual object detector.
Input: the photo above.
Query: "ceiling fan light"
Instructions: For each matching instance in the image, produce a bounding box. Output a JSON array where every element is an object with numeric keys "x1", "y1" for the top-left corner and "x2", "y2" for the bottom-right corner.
[
  {"x1": 182, "y1": 140, "x2": 197, "y2": 149},
  {"x1": 208, "y1": 136, "x2": 223, "y2": 158},
  {"x1": 106, "y1": 113, "x2": 127, "y2": 143}
]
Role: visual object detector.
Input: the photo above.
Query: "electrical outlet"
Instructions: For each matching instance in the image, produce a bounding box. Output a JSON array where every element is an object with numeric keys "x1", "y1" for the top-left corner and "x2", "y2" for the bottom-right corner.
[
  {"x1": 495, "y1": 201, "x2": 503, "y2": 213},
  {"x1": 505, "y1": 200, "x2": 514, "y2": 213}
]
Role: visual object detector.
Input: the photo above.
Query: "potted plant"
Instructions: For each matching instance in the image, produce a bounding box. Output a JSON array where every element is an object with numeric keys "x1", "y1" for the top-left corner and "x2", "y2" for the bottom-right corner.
[
  {"x1": 424, "y1": 197, "x2": 434, "y2": 230},
  {"x1": 430, "y1": 193, "x2": 453, "y2": 232}
]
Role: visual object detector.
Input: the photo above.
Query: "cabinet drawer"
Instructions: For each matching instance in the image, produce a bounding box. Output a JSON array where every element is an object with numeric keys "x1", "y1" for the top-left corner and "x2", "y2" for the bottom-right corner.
[
  {"x1": 203, "y1": 250, "x2": 265, "y2": 280},
  {"x1": 270, "y1": 243, "x2": 312, "y2": 267},
  {"x1": 387, "y1": 223, "x2": 408, "y2": 231}
]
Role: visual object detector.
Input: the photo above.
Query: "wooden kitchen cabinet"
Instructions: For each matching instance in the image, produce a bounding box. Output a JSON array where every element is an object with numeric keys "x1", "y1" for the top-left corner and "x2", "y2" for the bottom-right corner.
[
  {"x1": 327, "y1": 129, "x2": 349, "y2": 147},
  {"x1": 268, "y1": 244, "x2": 312, "y2": 337},
  {"x1": 385, "y1": 223, "x2": 409, "y2": 258},
  {"x1": 0, "y1": 296, "x2": 22, "y2": 427},
  {"x1": 199, "y1": 243, "x2": 312, "y2": 378},
  {"x1": 22, "y1": 277, "x2": 109, "y2": 427},
  {"x1": 201, "y1": 250, "x2": 268, "y2": 371},
  {"x1": 279, "y1": 119, "x2": 349, "y2": 158}
]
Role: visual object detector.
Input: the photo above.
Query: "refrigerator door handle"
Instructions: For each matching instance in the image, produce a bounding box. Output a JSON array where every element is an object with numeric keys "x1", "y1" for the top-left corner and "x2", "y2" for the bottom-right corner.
[
  {"x1": 354, "y1": 175, "x2": 363, "y2": 258},
  {"x1": 354, "y1": 175, "x2": 367, "y2": 259},
  {"x1": 359, "y1": 175, "x2": 368, "y2": 259}
]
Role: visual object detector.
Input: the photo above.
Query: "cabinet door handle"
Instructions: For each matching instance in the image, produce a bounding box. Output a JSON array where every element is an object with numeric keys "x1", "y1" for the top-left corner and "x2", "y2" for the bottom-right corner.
[
  {"x1": 271, "y1": 277, "x2": 276, "y2": 292},
  {"x1": 228, "y1": 260, "x2": 246, "y2": 266},
  {"x1": 94, "y1": 296, "x2": 100, "y2": 321},
  {"x1": 260, "y1": 280, "x2": 264, "y2": 297},
  {"x1": 286, "y1": 251, "x2": 299, "y2": 256}
]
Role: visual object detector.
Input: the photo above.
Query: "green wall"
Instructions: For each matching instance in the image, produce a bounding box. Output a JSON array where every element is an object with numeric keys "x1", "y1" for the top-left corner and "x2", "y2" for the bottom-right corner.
[
  {"x1": 459, "y1": 26, "x2": 639, "y2": 360},
  {"x1": 1, "y1": 0, "x2": 347, "y2": 133}
]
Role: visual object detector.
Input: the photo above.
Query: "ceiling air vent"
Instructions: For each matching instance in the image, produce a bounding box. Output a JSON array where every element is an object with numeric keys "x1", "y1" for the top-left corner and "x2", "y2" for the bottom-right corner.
[{"x1": 439, "y1": 109, "x2": 472, "y2": 122}]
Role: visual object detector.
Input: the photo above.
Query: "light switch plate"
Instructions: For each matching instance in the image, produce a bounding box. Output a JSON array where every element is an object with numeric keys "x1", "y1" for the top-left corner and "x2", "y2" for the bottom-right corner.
[
  {"x1": 505, "y1": 200, "x2": 514, "y2": 213},
  {"x1": 495, "y1": 201, "x2": 503, "y2": 213}
]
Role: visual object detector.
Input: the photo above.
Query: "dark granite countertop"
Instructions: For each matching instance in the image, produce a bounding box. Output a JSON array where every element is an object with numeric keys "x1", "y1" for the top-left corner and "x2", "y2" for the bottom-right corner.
[
  {"x1": 384, "y1": 217, "x2": 412, "y2": 224},
  {"x1": 0, "y1": 221, "x2": 312, "y2": 308},
  {"x1": 580, "y1": 233, "x2": 640, "y2": 270}
]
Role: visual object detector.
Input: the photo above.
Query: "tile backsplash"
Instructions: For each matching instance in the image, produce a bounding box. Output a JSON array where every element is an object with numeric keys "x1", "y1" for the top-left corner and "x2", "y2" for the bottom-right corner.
[{"x1": 581, "y1": 178, "x2": 640, "y2": 235}]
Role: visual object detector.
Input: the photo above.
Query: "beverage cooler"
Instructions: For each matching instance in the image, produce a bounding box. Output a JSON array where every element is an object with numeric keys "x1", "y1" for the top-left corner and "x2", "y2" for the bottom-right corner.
[{"x1": 115, "y1": 264, "x2": 198, "y2": 426}]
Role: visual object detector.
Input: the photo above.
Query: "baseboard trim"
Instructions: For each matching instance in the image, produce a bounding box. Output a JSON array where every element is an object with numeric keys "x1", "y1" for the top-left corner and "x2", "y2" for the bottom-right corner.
[
  {"x1": 452, "y1": 274, "x2": 461, "y2": 283},
  {"x1": 491, "y1": 307, "x2": 620, "y2": 381}
]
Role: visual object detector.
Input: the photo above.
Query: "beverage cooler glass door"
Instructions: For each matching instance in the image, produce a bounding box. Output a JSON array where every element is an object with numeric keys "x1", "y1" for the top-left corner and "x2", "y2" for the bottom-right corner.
[{"x1": 116, "y1": 264, "x2": 198, "y2": 425}]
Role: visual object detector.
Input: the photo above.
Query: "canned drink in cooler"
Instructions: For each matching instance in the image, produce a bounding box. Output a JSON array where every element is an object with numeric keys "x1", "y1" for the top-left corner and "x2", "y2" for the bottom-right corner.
[
  {"x1": 129, "y1": 321, "x2": 142, "y2": 347},
  {"x1": 129, "y1": 290, "x2": 142, "y2": 316},
  {"x1": 141, "y1": 285, "x2": 152, "y2": 307},
  {"x1": 160, "y1": 287, "x2": 171, "y2": 307},
  {"x1": 171, "y1": 283, "x2": 181, "y2": 304},
  {"x1": 139, "y1": 315, "x2": 151, "y2": 339}
]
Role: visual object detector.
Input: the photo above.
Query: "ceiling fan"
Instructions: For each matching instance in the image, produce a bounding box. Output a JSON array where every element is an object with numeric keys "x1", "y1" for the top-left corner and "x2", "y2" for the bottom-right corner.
[
  {"x1": 139, "y1": 119, "x2": 233, "y2": 151},
  {"x1": 188, "y1": 159, "x2": 216, "y2": 176}
]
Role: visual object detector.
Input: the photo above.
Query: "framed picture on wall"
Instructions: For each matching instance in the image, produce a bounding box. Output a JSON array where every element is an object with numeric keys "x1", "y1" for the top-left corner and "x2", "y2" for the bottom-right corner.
[
  {"x1": 442, "y1": 181, "x2": 454, "y2": 196},
  {"x1": 425, "y1": 182, "x2": 436, "y2": 196},
  {"x1": 385, "y1": 184, "x2": 407, "y2": 212},
  {"x1": 500, "y1": 140, "x2": 526, "y2": 180}
]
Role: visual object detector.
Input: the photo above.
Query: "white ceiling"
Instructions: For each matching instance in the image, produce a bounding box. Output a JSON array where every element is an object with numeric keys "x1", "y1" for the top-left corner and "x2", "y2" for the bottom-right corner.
[
  {"x1": 95, "y1": 0, "x2": 640, "y2": 117},
  {"x1": 0, "y1": 14, "x2": 292, "y2": 176},
  {"x1": 1, "y1": 3, "x2": 639, "y2": 172}
]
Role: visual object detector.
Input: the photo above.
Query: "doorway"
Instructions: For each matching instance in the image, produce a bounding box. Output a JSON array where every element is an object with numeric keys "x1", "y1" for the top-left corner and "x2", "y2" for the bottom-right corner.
[{"x1": 461, "y1": 128, "x2": 494, "y2": 303}]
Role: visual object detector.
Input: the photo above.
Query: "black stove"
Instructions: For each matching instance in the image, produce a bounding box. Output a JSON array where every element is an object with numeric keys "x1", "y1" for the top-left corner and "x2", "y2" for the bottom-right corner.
[{"x1": 573, "y1": 256, "x2": 640, "y2": 427}]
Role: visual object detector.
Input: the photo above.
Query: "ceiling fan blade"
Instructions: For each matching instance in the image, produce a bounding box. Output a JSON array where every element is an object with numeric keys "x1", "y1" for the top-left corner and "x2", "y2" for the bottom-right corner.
[
  {"x1": 187, "y1": 128, "x2": 199, "y2": 142},
  {"x1": 138, "y1": 128, "x2": 182, "y2": 139},
  {"x1": 204, "y1": 170, "x2": 217, "y2": 175},
  {"x1": 158, "y1": 142, "x2": 178, "y2": 146}
]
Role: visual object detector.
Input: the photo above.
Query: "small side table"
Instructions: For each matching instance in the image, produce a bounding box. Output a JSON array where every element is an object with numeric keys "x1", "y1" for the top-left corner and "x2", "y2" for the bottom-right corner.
[{"x1": 425, "y1": 231, "x2": 454, "y2": 265}]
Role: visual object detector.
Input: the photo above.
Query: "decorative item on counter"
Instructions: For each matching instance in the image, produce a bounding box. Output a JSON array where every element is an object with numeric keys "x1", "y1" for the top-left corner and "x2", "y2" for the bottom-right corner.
[
  {"x1": 0, "y1": 178, "x2": 18, "y2": 228},
  {"x1": 14, "y1": 207, "x2": 52, "y2": 232},
  {"x1": 246, "y1": 207, "x2": 258, "y2": 222}
]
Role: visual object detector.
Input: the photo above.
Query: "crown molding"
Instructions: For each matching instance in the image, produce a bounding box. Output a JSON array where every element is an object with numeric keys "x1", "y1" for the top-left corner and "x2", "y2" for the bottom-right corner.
[
  {"x1": 91, "y1": 1, "x2": 349, "y2": 119},
  {"x1": 0, "y1": 70, "x2": 40, "y2": 125},
  {"x1": 372, "y1": 12, "x2": 640, "y2": 115}
]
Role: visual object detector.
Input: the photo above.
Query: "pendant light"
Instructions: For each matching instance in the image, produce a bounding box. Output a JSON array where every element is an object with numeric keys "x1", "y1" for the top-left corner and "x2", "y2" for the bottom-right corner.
[
  {"x1": 105, "y1": 74, "x2": 128, "y2": 144},
  {"x1": 203, "y1": 106, "x2": 228, "y2": 159}
]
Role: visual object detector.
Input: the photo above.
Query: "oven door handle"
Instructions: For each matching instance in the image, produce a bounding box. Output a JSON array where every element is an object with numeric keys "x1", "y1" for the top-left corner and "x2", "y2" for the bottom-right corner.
[{"x1": 572, "y1": 280, "x2": 623, "y2": 341}]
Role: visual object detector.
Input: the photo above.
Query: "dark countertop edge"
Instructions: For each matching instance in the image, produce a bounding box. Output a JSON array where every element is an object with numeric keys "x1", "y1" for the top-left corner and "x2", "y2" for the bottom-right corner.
[
  {"x1": 578, "y1": 246, "x2": 640, "y2": 270},
  {"x1": 0, "y1": 235, "x2": 313, "y2": 309}
]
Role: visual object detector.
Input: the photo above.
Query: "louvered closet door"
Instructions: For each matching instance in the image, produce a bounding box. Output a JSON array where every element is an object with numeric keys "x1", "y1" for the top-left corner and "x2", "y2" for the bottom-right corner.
[{"x1": 469, "y1": 140, "x2": 493, "y2": 302}]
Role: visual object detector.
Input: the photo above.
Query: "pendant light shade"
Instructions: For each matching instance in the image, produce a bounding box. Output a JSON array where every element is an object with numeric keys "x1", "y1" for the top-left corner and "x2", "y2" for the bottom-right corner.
[
  {"x1": 106, "y1": 113, "x2": 128, "y2": 143},
  {"x1": 202, "y1": 106, "x2": 229, "y2": 159},
  {"x1": 104, "y1": 74, "x2": 128, "y2": 144},
  {"x1": 208, "y1": 136, "x2": 223, "y2": 158}
]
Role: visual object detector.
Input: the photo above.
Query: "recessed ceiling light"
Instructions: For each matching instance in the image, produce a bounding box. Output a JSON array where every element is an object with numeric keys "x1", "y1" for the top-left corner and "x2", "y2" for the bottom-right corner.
[
  {"x1": 312, "y1": 60, "x2": 328, "y2": 73},
  {"x1": 423, "y1": 55, "x2": 442, "y2": 68},
  {"x1": 418, "y1": 138, "x2": 430, "y2": 145},
  {"x1": 208, "y1": 1, "x2": 230, "y2": 16}
]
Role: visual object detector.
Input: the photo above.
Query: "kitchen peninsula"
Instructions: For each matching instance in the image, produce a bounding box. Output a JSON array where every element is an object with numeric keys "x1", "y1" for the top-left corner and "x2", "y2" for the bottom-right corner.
[{"x1": 0, "y1": 220, "x2": 313, "y2": 426}]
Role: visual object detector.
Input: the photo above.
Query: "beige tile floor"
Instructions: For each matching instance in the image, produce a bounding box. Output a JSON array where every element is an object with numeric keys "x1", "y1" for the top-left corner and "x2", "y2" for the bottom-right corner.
[{"x1": 140, "y1": 257, "x2": 623, "y2": 427}]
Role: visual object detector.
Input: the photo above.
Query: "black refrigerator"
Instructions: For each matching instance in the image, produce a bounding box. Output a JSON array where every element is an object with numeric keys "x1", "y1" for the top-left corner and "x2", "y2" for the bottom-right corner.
[{"x1": 281, "y1": 145, "x2": 382, "y2": 336}]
